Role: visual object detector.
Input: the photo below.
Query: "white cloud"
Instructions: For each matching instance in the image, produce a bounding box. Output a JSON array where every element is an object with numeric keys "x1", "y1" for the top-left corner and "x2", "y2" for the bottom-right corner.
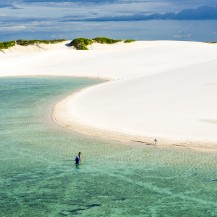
[{"x1": 0, "y1": 25, "x2": 27, "y2": 33}]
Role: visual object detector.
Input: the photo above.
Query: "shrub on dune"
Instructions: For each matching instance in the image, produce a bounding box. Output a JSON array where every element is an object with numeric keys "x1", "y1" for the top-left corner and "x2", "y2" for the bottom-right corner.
[
  {"x1": 124, "y1": 39, "x2": 136, "y2": 43},
  {"x1": 0, "y1": 37, "x2": 135, "y2": 51},
  {"x1": 93, "y1": 37, "x2": 121, "y2": 44},
  {"x1": 68, "y1": 38, "x2": 93, "y2": 50},
  {"x1": 68, "y1": 37, "x2": 131, "y2": 50},
  {"x1": 16, "y1": 39, "x2": 66, "y2": 46},
  {"x1": 0, "y1": 41, "x2": 16, "y2": 50}
]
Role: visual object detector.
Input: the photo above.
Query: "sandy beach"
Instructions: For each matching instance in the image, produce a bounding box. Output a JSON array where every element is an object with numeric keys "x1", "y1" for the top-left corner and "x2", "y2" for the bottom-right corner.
[{"x1": 1, "y1": 40, "x2": 217, "y2": 151}]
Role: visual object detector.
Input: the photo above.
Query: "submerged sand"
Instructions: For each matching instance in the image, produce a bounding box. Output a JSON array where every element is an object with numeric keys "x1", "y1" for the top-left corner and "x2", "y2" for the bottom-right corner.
[{"x1": 1, "y1": 40, "x2": 217, "y2": 151}]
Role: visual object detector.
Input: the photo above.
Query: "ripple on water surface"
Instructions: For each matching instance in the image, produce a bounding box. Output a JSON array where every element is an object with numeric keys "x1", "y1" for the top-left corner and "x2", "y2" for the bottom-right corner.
[{"x1": 0, "y1": 77, "x2": 217, "y2": 217}]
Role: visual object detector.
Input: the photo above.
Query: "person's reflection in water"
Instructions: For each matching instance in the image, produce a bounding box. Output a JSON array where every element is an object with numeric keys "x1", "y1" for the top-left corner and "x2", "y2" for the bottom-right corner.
[{"x1": 75, "y1": 164, "x2": 80, "y2": 169}]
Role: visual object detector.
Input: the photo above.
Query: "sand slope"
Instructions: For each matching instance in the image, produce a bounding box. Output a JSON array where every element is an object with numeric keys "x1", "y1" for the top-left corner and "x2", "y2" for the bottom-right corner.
[{"x1": 1, "y1": 40, "x2": 217, "y2": 147}]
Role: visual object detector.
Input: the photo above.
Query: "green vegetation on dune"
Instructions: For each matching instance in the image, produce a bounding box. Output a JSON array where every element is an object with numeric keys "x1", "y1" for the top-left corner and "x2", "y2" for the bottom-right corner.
[
  {"x1": 124, "y1": 39, "x2": 136, "y2": 43},
  {"x1": 93, "y1": 37, "x2": 121, "y2": 44},
  {"x1": 0, "y1": 39, "x2": 66, "y2": 51},
  {"x1": 0, "y1": 37, "x2": 136, "y2": 51},
  {"x1": 69, "y1": 37, "x2": 136, "y2": 50},
  {"x1": 68, "y1": 38, "x2": 93, "y2": 50},
  {"x1": 16, "y1": 39, "x2": 66, "y2": 46},
  {"x1": 0, "y1": 41, "x2": 16, "y2": 50}
]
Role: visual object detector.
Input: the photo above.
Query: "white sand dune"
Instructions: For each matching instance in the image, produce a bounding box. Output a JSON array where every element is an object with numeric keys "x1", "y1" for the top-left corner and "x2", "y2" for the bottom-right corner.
[{"x1": 1, "y1": 40, "x2": 217, "y2": 149}]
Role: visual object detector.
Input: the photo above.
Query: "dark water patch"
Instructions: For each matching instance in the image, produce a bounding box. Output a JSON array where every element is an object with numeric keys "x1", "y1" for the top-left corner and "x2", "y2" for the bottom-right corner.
[
  {"x1": 69, "y1": 208, "x2": 86, "y2": 215},
  {"x1": 59, "y1": 204, "x2": 101, "y2": 216},
  {"x1": 86, "y1": 203, "x2": 101, "y2": 208},
  {"x1": 115, "y1": 197, "x2": 127, "y2": 201}
]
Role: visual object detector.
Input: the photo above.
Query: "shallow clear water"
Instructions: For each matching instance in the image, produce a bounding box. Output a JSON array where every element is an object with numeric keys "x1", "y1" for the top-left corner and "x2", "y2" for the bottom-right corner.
[{"x1": 0, "y1": 77, "x2": 217, "y2": 217}]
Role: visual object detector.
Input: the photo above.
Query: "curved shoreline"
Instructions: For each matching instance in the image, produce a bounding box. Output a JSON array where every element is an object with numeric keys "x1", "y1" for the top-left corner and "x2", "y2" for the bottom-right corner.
[
  {"x1": 1, "y1": 40, "x2": 217, "y2": 152},
  {"x1": 52, "y1": 83, "x2": 217, "y2": 153}
]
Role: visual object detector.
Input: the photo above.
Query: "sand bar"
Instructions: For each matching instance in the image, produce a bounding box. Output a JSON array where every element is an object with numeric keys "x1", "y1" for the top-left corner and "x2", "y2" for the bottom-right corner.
[{"x1": 1, "y1": 40, "x2": 217, "y2": 151}]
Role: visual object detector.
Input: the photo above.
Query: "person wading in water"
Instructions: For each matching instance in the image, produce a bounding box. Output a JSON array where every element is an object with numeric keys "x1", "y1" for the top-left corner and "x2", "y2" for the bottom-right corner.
[{"x1": 75, "y1": 152, "x2": 81, "y2": 165}]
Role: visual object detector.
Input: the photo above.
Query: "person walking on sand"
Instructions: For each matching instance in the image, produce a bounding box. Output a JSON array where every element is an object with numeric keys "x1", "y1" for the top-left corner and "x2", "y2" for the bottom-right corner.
[
  {"x1": 154, "y1": 139, "x2": 157, "y2": 145},
  {"x1": 75, "y1": 152, "x2": 81, "y2": 165}
]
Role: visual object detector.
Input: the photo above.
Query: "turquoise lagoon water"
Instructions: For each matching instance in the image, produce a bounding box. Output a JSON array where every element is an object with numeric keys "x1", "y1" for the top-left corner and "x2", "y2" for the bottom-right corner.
[{"x1": 0, "y1": 77, "x2": 217, "y2": 217}]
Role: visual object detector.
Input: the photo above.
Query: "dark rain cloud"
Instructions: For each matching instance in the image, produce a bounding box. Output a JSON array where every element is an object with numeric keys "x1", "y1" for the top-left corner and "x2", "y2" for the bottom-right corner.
[
  {"x1": 0, "y1": 16, "x2": 51, "y2": 23},
  {"x1": 15, "y1": 0, "x2": 217, "y2": 8},
  {"x1": 21, "y1": 0, "x2": 117, "y2": 3},
  {"x1": 173, "y1": 6, "x2": 217, "y2": 20},
  {"x1": 0, "y1": 3, "x2": 11, "y2": 8},
  {"x1": 0, "y1": 3, "x2": 19, "y2": 9},
  {"x1": 61, "y1": 6, "x2": 217, "y2": 22}
]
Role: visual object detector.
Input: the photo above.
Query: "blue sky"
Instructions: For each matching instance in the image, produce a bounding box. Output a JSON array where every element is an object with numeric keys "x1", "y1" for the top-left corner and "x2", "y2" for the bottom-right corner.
[{"x1": 0, "y1": 0, "x2": 217, "y2": 41}]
